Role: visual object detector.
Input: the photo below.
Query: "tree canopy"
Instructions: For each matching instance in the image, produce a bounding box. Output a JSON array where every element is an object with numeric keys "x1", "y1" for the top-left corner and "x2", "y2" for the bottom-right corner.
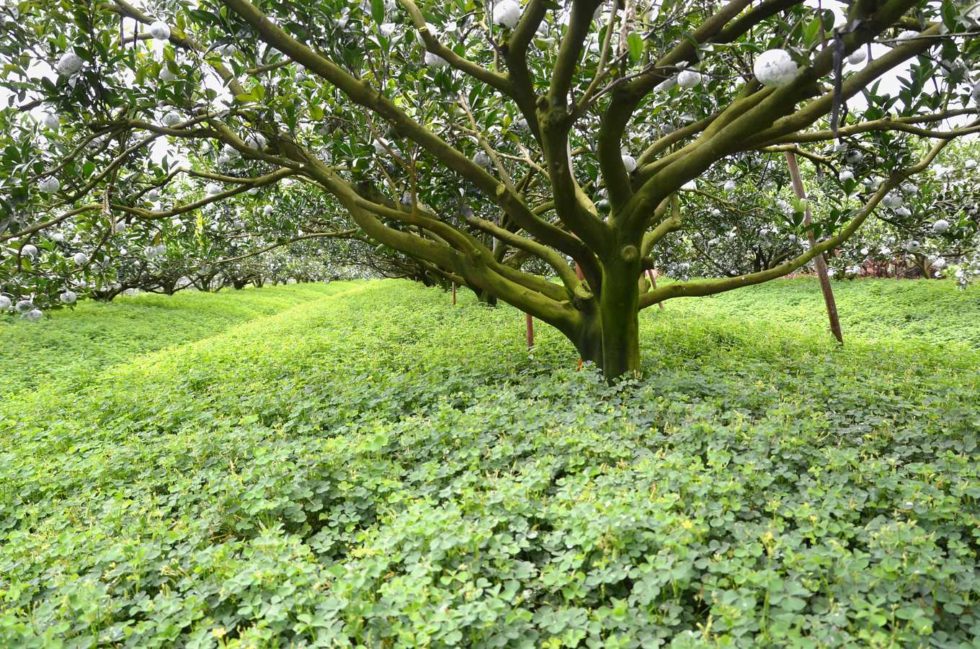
[{"x1": 1, "y1": 0, "x2": 978, "y2": 377}]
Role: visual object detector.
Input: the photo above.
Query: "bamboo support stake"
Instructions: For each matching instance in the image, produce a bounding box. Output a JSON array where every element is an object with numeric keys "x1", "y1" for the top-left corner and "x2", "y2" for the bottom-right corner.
[
  {"x1": 646, "y1": 268, "x2": 665, "y2": 310},
  {"x1": 575, "y1": 263, "x2": 585, "y2": 368},
  {"x1": 784, "y1": 151, "x2": 844, "y2": 344}
]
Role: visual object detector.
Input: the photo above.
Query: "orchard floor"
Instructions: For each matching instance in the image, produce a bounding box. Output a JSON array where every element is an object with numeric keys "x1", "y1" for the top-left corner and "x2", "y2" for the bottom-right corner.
[{"x1": 1, "y1": 279, "x2": 977, "y2": 647}]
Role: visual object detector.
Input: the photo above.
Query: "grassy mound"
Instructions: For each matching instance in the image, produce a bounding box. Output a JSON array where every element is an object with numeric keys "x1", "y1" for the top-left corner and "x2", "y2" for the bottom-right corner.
[
  {"x1": 0, "y1": 282, "x2": 357, "y2": 396},
  {"x1": 1, "y1": 279, "x2": 977, "y2": 647}
]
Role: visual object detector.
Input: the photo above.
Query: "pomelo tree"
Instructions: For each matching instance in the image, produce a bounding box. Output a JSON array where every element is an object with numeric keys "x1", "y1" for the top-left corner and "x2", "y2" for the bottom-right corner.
[
  {"x1": 825, "y1": 140, "x2": 980, "y2": 283},
  {"x1": 1, "y1": 0, "x2": 978, "y2": 377},
  {"x1": 656, "y1": 139, "x2": 980, "y2": 282}
]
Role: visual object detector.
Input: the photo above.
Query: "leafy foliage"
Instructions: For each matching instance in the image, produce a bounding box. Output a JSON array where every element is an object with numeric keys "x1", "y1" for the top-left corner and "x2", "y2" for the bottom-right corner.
[
  {"x1": 657, "y1": 140, "x2": 980, "y2": 286},
  {"x1": 2, "y1": 279, "x2": 977, "y2": 647}
]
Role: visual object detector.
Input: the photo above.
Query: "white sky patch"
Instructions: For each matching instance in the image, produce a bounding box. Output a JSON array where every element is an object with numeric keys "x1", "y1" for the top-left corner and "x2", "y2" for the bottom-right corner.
[{"x1": 802, "y1": 0, "x2": 977, "y2": 130}]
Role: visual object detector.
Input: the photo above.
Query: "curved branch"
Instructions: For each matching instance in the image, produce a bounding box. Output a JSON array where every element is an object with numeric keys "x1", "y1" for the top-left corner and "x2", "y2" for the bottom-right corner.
[
  {"x1": 639, "y1": 138, "x2": 951, "y2": 308},
  {"x1": 598, "y1": 0, "x2": 762, "y2": 211},
  {"x1": 640, "y1": 196, "x2": 680, "y2": 257},
  {"x1": 549, "y1": 0, "x2": 603, "y2": 107},
  {"x1": 760, "y1": 110, "x2": 980, "y2": 144},
  {"x1": 623, "y1": 3, "x2": 935, "y2": 239},
  {"x1": 746, "y1": 21, "x2": 945, "y2": 146},
  {"x1": 502, "y1": 0, "x2": 549, "y2": 143},
  {"x1": 220, "y1": 0, "x2": 587, "y2": 263},
  {"x1": 354, "y1": 198, "x2": 570, "y2": 303},
  {"x1": 301, "y1": 155, "x2": 580, "y2": 328},
  {"x1": 0, "y1": 204, "x2": 102, "y2": 243},
  {"x1": 399, "y1": 0, "x2": 513, "y2": 95},
  {"x1": 636, "y1": 112, "x2": 719, "y2": 167},
  {"x1": 465, "y1": 215, "x2": 581, "y2": 296},
  {"x1": 114, "y1": 168, "x2": 296, "y2": 220},
  {"x1": 760, "y1": 145, "x2": 834, "y2": 168}
]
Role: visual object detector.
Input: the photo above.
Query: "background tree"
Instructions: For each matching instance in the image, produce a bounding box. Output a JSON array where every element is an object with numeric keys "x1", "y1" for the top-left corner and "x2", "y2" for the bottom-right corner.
[
  {"x1": 825, "y1": 140, "x2": 980, "y2": 284},
  {"x1": 1, "y1": 0, "x2": 978, "y2": 377},
  {"x1": 655, "y1": 139, "x2": 980, "y2": 284}
]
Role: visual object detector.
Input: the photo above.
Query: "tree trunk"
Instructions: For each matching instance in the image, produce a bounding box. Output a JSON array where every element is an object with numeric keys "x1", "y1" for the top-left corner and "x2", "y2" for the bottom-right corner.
[
  {"x1": 598, "y1": 288, "x2": 641, "y2": 379},
  {"x1": 574, "y1": 254, "x2": 642, "y2": 380},
  {"x1": 573, "y1": 314, "x2": 603, "y2": 367},
  {"x1": 475, "y1": 289, "x2": 497, "y2": 306}
]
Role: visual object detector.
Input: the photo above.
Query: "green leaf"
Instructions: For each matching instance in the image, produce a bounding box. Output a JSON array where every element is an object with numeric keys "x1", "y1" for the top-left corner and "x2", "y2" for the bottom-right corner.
[
  {"x1": 802, "y1": 16, "x2": 822, "y2": 48},
  {"x1": 940, "y1": 0, "x2": 958, "y2": 31},
  {"x1": 371, "y1": 0, "x2": 385, "y2": 25},
  {"x1": 3, "y1": 145, "x2": 19, "y2": 164},
  {"x1": 627, "y1": 33, "x2": 643, "y2": 64}
]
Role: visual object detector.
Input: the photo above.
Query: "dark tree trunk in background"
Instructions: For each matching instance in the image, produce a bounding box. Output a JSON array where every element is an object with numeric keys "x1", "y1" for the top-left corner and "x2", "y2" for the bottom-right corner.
[{"x1": 473, "y1": 288, "x2": 498, "y2": 306}]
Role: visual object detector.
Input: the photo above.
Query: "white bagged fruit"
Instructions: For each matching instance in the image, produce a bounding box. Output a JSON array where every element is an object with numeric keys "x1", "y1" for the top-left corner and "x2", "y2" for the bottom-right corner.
[
  {"x1": 38, "y1": 177, "x2": 60, "y2": 194},
  {"x1": 148, "y1": 21, "x2": 171, "y2": 41},
  {"x1": 492, "y1": 0, "x2": 522, "y2": 28},
  {"x1": 55, "y1": 51, "x2": 83, "y2": 76},
  {"x1": 677, "y1": 70, "x2": 701, "y2": 89},
  {"x1": 754, "y1": 49, "x2": 798, "y2": 87}
]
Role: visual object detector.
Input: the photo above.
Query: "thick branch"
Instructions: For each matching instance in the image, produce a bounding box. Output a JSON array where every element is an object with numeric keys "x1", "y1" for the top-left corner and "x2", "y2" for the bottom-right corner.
[
  {"x1": 466, "y1": 215, "x2": 582, "y2": 296},
  {"x1": 221, "y1": 0, "x2": 586, "y2": 262},
  {"x1": 639, "y1": 138, "x2": 950, "y2": 308},
  {"x1": 623, "y1": 1, "x2": 932, "y2": 239},
  {"x1": 598, "y1": 0, "x2": 760, "y2": 212}
]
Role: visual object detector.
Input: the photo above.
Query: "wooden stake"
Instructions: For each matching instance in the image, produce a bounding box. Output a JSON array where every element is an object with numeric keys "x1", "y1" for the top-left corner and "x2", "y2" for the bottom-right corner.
[
  {"x1": 451, "y1": 282, "x2": 457, "y2": 305},
  {"x1": 574, "y1": 263, "x2": 584, "y2": 365},
  {"x1": 646, "y1": 268, "x2": 665, "y2": 310},
  {"x1": 525, "y1": 313, "x2": 534, "y2": 348},
  {"x1": 784, "y1": 151, "x2": 844, "y2": 344}
]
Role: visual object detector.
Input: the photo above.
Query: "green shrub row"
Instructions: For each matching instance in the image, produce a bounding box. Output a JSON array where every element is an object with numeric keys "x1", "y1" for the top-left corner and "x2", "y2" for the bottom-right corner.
[{"x1": 0, "y1": 282, "x2": 355, "y2": 397}]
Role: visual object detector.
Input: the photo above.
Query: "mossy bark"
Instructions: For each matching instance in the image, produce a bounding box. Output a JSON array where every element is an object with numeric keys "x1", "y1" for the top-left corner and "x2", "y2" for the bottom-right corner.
[
  {"x1": 571, "y1": 251, "x2": 642, "y2": 380},
  {"x1": 597, "y1": 253, "x2": 642, "y2": 378}
]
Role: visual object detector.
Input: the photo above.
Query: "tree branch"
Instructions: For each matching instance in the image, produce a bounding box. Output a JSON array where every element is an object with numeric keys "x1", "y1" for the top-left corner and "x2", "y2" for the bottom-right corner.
[
  {"x1": 622, "y1": 1, "x2": 932, "y2": 240},
  {"x1": 639, "y1": 137, "x2": 951, "y2": 308},
  {"x1": 216, "y1": 230, "x2": 359, "y2": 264},
  {"x1": 399, "y1": 0, "x2": 513, "y2": 95},
  {"x1": 220, "y1": 0, "x2": 587, "y2": 264}
]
